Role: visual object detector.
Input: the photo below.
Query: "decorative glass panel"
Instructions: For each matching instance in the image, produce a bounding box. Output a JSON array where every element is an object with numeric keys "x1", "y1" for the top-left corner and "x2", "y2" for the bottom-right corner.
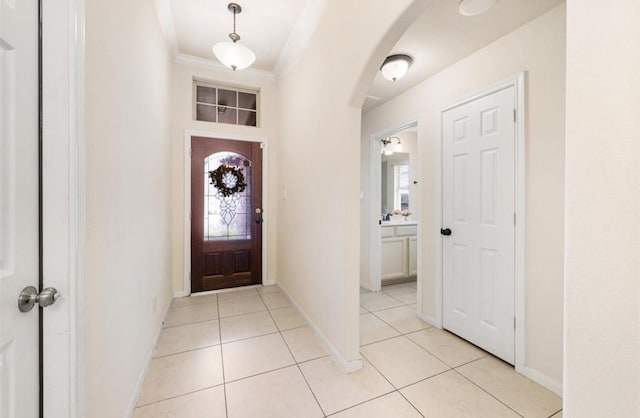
[{"x1": 204, "y1": 152, "x2": 252, "y2": 241}]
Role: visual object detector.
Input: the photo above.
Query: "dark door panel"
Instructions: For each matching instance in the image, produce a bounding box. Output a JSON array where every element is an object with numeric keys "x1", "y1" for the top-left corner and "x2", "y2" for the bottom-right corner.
[{"x1": 191, "y1": 137, "x2": 263, "y2": 292}]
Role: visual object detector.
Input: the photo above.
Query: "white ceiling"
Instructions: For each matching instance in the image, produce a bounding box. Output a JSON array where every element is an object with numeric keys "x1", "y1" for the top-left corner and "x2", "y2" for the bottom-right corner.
[
  {"x1": 365, "y1": 0, "x2": 565, "y2": 110},
  {"x1": 169, "y1": 0, "x2": 307, "y2": 71},
  {"x1": 166, "y1": 0, "x2": 564, "y2": 98}
]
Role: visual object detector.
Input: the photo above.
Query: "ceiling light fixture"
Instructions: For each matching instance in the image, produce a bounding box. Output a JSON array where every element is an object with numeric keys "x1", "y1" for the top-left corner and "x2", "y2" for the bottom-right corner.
[
  {"x1": 380, "y1": 54, "x2": 413, "y2": 82},
  {"x1": 212, "y1": 3, "x2": 256, "y2": 71},
  {"x1": 458, "y1": 0, "x2": 497, "y2": 16}
]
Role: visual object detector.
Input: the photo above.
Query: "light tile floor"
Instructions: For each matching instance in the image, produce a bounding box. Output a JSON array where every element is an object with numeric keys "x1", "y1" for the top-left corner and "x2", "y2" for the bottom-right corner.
[{"x1": 134, "y1": 282, "x2": 562, "y2": 417}]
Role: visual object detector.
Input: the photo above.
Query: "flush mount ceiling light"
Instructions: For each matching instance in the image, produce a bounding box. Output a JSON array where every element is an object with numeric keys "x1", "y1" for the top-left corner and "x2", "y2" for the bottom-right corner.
[
  {"x1": 458, "y1": 0, "x2": 497, "y2": 16},
  {"x1": 212, "y1": 3, "x2": 256, "y2": 71},
  {"x1": 380, "y1": 54, "x2": 413, "y2": 82}
]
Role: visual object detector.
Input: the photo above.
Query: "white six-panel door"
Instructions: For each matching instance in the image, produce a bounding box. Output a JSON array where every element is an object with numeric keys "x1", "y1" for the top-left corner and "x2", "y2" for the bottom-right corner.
[
  {"x1": 0, "y1": 0, "x2": 40, "y2": 416},
  {"x1": 442, "y1": 86, "x2": 516, "y2": 364}
]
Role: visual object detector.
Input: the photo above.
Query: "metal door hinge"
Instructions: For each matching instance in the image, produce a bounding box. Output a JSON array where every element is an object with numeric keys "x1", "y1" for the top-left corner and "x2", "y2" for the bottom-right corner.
[
  {"x1": 513, "y1": 109, "x2": 516, "y2": 122},
  {"x1": 514, "y1": 212, "x2": 516, "y2": 226},
  {"x1": 514, "y1": 317, "x2": 516, "y2": 329}
]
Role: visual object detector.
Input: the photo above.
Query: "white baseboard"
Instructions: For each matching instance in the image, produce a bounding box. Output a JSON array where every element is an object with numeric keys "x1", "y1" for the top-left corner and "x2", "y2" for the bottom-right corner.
[
  {"x1": 516, "y1": 365, "x2": 563, "y2": 397},
  {"x1": 418, "y1": 312, "x2": 439, "y2": 328},
  {"x1": 125, "y1": 297, "x2": 173, "y2": 417},
  {"x1": 360, "y1": 280, "x2": 372, "y2": 291},
  {"x1": 276, "y1": 281, "x2": 363, "y2": 373},
  {"x1": 423, "y1": 311, "x2": 562, "y2": 396},
  {"x1": 173, "y1": 290, "x2": 188, "y2": 298}
]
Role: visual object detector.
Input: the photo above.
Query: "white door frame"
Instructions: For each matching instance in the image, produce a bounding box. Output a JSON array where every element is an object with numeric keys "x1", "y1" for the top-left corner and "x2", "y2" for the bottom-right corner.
[
  {"x1": 367, "y1": 121, "x2": 420, "y2": 302},
  {"x1": 182, "y1": 130, "x2": 270, "y2": 296},
  {"x1": 42, "y1": 0, "x2": 85, "y2": 416},
  {"x1": 434, "y1": 73, "x2": 526, "y2": 372}
]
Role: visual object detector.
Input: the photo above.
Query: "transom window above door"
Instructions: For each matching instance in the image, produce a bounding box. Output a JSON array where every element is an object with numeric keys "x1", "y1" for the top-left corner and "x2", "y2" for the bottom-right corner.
[{"x1": 194, "y1": 80, "x2": 259, "y2": 127}]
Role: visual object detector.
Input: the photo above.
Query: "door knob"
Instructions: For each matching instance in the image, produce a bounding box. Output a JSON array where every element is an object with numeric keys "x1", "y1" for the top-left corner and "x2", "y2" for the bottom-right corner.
[
  {"x1": 18, "y1": 286, "x2": 60, "y2": 313},
  {"x1": 440, "y1": 228, "x2": 452, "y2": 236}
]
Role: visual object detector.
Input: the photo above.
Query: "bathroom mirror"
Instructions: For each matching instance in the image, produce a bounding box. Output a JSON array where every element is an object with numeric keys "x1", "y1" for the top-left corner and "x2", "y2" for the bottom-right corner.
[{"x1": 381, "y1": 152, "x2": 410, "y2": 216}]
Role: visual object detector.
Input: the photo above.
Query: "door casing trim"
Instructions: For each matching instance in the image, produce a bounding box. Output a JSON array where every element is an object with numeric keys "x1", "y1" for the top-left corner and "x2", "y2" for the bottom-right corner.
[
  {"x1": 182, "y1": 130, "x2": 270, "y2": 296},
  {"x1": 435, "y1": 72, "x2": 526, "y2": 374},
  {"x1": 41, "y1": 0, "x2": 86, "y2": 416}
]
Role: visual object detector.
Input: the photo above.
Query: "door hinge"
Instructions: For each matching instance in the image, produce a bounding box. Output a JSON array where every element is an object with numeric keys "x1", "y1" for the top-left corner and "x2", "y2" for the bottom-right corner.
[
  {"x1": 514, "y1": 212, "x2": 516, "y2": 226},
  {"x1": 514, "y1": 317, "x2": 516, "y2": 329},
  {"x1": 513, "y1": 109, "x2": 517, "y2": 122}
]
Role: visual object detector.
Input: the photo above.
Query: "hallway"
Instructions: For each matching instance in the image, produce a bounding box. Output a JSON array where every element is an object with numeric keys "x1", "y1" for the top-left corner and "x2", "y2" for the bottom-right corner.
[{"x1": 134, "y1": 285, "x2": 562, "y2": 417}]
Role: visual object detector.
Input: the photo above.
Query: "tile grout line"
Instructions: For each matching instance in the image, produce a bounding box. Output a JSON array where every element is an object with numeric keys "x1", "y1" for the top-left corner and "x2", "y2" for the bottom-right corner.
[
  {"x1": 323, "y1": 390, "x2": 398, "y2": 417},
  {"x1": 215, "y1": 294, "x2": 230, "y2": 418},
  {"x1": 256, "y1": 286, "x2": 328, "y2": 418},
  {"x1": 452, "y1": 368, "x2": 526, "y2": 418},
  {"x1": 135, "y1": 383, "x2": 224, "y2": 409},
  {"x1": 369, "y1": 308, "x2": 432, "y2": 336}
]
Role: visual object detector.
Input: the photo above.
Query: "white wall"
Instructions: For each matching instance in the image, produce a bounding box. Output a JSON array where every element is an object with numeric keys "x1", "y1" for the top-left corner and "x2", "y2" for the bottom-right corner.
[
  {"x1": 84, "y1": 0, "x2": 174, "y2": 416},
  {"x1": 362, "y1": 4, "x2": 566, "y2": 391},
  {"x1": 169, "y1": 58, "x2": 279, "y2": 295},
  {"x1": 564, "y1": 1, "x2": 640, "y2": 416},
  {"x1": 276, "y1": 0, "x2": 428, "y2": 370}
]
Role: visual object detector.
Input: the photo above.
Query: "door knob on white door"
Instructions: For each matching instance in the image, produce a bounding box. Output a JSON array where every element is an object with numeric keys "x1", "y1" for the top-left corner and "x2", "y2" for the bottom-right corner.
[
  {"x1": 18, "y1": 286, "x2": 61, "y2": 312},
  {"x1": 440, "y1": 228, "x2": 452, "y2": 236}
]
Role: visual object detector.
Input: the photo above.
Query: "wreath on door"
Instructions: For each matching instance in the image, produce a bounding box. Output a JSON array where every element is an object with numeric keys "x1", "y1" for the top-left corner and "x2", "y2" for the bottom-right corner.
[{"x1": 209, "y1": 165, "x2": 248, "y2": 197}]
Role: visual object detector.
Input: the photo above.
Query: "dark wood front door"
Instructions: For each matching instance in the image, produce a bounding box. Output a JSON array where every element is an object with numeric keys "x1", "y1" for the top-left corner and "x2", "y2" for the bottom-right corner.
[{"x1": 191, "y1": 136, "x2": 263, "y2": 292}]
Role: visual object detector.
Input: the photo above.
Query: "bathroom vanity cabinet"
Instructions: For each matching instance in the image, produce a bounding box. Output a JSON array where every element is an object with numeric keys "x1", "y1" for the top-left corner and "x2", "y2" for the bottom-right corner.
[{"x1": 381, "y1": 221, "x2": 417, "y2": 284}]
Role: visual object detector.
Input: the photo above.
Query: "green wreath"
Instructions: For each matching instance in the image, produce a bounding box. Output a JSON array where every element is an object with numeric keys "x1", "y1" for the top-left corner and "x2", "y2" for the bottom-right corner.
[{"x1": 209, "y1": 165, "x2": 248, "y2": 197}]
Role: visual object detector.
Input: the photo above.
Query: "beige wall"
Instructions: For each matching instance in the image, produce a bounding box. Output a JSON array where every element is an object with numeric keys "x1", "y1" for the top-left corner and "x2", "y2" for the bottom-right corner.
[
  {"x1": 564, "y1": 1, "x2": 640, "y2": 416},
  {"x1": 362, "y1": 4, "x2": 566, "y2": 391},
  {"x1": 169, "y1": 60, "x2": 279, "y2": 295},
  {"x1": 84, "y1": 0, "x2": 174, "y2": 416},
  {"x1": 276, "y1": 0, "x2": 428, "y2": 369}
]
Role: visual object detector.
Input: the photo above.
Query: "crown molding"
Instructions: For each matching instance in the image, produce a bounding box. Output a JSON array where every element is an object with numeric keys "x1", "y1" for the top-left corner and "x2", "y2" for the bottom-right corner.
[{"x1": 174, "y1": 53, "x2": 276, "y2": 80}]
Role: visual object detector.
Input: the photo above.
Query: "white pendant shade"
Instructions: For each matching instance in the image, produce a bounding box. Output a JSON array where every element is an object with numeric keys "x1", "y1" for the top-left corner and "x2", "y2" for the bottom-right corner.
[
  {"x1": 380, "y1": 55, "x2": 413, "y2": 82},
  {"x1": 213, "y1": 41, "x2": 256, "y2": 71},
  {"x1": 458, "y1": 0, "x2": 497, "y2": 16}
]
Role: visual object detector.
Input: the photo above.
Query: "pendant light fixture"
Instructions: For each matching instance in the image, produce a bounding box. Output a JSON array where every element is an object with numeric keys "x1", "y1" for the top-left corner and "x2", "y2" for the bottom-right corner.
[
  {"x1": 380, "y1": 54, "x2": 413, "y2": 82},
  {"x1": 212, "y1": 3, "x2": 256, "y2": 71}
]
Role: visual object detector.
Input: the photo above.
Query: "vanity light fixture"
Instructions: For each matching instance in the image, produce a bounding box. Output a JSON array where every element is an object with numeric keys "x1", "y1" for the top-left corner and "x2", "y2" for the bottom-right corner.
[
  {"x1": 212, "y1": 3, "x2": 256, "y2": 71},
  {"x1": 458, "y1": 0, "x2": 497, "y2": 16},
  {"x1": 380, "y1": 54, "x2": 413, "y2": 82}
]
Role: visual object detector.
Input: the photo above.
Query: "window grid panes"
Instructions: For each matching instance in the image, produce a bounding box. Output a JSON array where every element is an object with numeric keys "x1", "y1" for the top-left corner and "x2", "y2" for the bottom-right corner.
[
  {"x1": 204, "y1": 152, "x2": 252, "y2": 241},
  {"x1": 195, "y1": 82, "x2": 258, "y2": 127}
]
